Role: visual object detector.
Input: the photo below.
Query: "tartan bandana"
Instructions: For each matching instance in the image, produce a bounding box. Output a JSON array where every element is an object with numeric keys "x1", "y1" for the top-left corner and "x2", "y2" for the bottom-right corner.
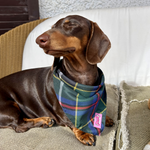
[{"x1": 53, "y1": 66, "x2": 107, "y2": 135}]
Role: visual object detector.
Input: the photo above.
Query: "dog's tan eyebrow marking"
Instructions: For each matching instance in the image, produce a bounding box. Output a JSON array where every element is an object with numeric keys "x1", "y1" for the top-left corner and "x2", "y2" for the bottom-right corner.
[{"x1": 64, "y1": 20, "x2": 70, "y2": 23}]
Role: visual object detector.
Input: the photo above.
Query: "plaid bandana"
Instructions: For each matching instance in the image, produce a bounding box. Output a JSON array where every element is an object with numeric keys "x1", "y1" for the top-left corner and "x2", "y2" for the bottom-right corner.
[{"x1": 53, "y1": 66, "x2": 107, "y2": 135}]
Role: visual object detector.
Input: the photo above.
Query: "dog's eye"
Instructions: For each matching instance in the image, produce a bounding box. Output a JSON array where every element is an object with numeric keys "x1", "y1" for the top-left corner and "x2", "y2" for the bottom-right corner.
[
  {"x1": 62, "y1": 21, "x2": 82, "y2": 34},
  {"x1": 63, "y1": 22, "x2": 78, "y2": 28},
  {"x1": 69, "y1": 23, "x2": 78, "y2": 27}
]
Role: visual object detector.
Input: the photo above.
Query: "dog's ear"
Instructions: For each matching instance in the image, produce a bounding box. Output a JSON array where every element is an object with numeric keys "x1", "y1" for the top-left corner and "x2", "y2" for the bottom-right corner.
[
  {"x1": 86, "y1": 22, "x2": 111, "y2": 64},
  {"x1": 51, "y1": 57, "x2": 60, "y2": 71}
]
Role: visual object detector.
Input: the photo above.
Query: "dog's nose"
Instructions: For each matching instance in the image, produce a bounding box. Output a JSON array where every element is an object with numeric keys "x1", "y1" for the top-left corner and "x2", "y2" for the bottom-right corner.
[{"x1": 36, "y1": 33, "x2": 50, "y2": 48}]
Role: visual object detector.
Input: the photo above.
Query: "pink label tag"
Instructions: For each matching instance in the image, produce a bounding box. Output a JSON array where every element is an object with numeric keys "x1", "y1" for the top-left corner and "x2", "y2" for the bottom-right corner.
[{"x1": 94, "y1": 113, "x2": 102, "y2": 128}]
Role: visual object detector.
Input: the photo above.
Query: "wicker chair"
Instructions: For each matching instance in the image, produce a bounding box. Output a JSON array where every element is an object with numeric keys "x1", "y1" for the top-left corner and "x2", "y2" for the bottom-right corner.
[{"x1": 0, "y1": 19, "x2": 46, "y2": 79}]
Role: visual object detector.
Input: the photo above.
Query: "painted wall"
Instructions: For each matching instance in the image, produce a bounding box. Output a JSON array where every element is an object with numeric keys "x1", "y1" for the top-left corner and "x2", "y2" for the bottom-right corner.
[{"x1": 38, "y1": 0, "x2": 150, "y2": 18}]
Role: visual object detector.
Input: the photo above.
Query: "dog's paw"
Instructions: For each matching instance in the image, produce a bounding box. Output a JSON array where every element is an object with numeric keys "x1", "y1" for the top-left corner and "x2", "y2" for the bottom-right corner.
[
  {"x1": 42, "y1": 117, "x2": 55, "y2": 128},
  {"x1": 105, "y1": 116, "x2": 114, "y2": 127},
  {"x1": 73, "y1": 128, "x2": 96, "y2": 146}
]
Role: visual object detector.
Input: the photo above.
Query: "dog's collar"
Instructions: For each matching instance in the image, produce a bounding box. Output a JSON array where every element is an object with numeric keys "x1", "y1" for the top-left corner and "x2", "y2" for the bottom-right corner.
[{"x1": 53, "y1": 67, "x2": 107, "y2": 135}]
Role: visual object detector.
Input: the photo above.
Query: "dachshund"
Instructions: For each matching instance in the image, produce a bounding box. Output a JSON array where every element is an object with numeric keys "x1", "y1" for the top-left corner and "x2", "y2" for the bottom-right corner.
[{"x1": 0, "y1": 15, "x2": 113, "y2": 146}]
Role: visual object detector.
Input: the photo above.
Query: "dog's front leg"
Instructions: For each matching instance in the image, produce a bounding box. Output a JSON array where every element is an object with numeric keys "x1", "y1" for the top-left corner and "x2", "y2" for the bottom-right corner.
[{"x1": 72, "y1": 127, "x2": 96, "y2": 146}]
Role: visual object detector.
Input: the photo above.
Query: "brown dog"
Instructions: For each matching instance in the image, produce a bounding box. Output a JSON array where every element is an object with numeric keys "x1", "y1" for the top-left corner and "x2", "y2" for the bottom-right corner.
[{"x1": 0, "y1": 15, "x2": 113, "y2": 146}]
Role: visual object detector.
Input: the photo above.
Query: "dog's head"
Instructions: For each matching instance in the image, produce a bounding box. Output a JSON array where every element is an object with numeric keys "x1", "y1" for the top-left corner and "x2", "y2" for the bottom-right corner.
[{"x1": 36, "y1": 15, "x2": 111, "y2": 65}]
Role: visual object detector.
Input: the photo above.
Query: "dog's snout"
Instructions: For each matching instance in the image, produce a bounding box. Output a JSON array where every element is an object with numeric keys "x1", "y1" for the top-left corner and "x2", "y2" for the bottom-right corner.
[{"x1": 36, "y1": 33, "x2": 50, "y2": 48}]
